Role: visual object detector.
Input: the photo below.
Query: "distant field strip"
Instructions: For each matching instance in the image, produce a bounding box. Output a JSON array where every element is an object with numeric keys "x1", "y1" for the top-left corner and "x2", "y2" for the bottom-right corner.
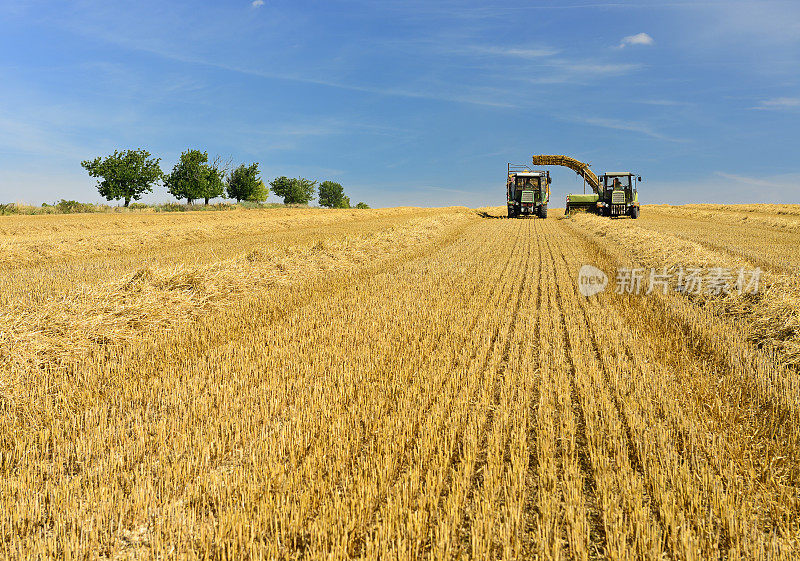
[{"x1": 1, "y1": 205, "x2": 798, "y2": 558}]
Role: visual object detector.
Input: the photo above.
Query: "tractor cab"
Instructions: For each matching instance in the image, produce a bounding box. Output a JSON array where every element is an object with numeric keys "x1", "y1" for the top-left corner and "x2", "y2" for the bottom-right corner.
[
  {"x1": 598, "y1": 172, "x2": 641, "y2": 218},
  {"x1": 506, "y1": 164, "x2": 551, "y2": 218}
]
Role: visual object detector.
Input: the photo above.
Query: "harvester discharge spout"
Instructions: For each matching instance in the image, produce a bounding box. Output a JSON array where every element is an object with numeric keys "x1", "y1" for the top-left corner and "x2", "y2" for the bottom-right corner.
[
  {"x1": 530, "y1": 154, "x2": 641, "y2": 218},
  {"x1": 531, "y1": 155, "x2": 600, "y2": 194}
]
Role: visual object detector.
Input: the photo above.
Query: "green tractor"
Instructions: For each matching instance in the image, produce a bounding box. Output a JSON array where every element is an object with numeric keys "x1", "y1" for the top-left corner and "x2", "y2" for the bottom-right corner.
[
  {"x1": 566, "y1": 173, "x2": 641, "y2": 218},
  {"x1": 506, "y1": 164, "x2": 551, "y2": 218},
  {"x1": 529, "y1": 155, "x2": 641, "y2": 219}
]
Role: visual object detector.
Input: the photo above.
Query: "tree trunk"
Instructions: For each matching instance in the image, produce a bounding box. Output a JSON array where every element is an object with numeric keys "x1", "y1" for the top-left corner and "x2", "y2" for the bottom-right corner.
[
  {"x1": 187, "y1": 198, "x2": 193, "y2": 205},
  {"x1": 204, "y1": 197, "x2": 210, "y2": 205},
  {"x1": 124, "y1": 197, "x2": 130, "y2": 207}
]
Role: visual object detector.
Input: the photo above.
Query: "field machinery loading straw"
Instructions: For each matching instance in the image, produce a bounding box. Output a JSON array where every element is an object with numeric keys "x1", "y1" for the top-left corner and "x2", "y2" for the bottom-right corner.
[
  {"x1": 506, "y1": 164, "x2": 551, "y2": 218},
  {"x1": 530, "y1": 155, "x2": 642, "y2": 218}
]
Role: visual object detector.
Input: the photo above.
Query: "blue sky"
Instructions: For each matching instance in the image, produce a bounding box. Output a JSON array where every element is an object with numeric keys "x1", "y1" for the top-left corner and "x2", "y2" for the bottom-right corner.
[{"x1": 1, "y1": 0, "x2": 798, "y2": 207}]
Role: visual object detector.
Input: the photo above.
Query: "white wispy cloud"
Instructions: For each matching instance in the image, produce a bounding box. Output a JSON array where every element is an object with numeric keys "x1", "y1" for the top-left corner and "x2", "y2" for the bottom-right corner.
[
  {"x1": 469, "y1": 46, "x2": 559, "y2": 59},
  {"x1": 251, "y1": 0, "x2": 264, "y2": 7},
  {"x1": 754, "y1": 97, "x2": 800, "y2": 110},
  {"x1": 439, "y1": 43, "x2": 639, "y2": 85},
  {"x1": 516, "y1": 61, "x2": 642, "y2": 85},
  {"x1": 637, "y1": 99, "x2": 693, "y2": 107},
  {"x1": 564, "y1": 63, "x2": 641, "y2": 75},
  {"x1": 714, "y1": 172, "x2": 785, "y2": 188},
  {"x1": 579, "y1": 117, "x2": 685, "y2": 142},
  {"x1": 64, "y1": 31, "x2": 515, "y2": 108},
  {"x1": 618, "y1": 32, "x2": 654, "y2": 48}
]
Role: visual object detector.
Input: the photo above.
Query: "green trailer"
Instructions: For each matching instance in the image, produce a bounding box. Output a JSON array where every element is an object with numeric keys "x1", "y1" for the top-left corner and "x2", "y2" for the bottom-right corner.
[{"x1": 563, "y1": 193, "x2": 600, "y2": 213}]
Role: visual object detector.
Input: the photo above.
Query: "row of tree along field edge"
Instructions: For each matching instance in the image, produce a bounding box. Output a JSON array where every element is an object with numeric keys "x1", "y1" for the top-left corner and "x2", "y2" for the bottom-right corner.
[
  {"x1": 79, "y1": 148, "x2": 368, "y2": 209},
  {"x1": 0, "y1": 201, "x2": 376, "y2": 216}
]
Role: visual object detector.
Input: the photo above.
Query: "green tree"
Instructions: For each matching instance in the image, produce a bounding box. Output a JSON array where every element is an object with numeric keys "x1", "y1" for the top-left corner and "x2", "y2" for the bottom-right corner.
[
  {"x1": 268, "y1": 176, "x2": 292, "y2": 202},
  {"x1": 270, "y1": 176, "x2": 316, "y2": 204},
  {"x1": 355, "y1": 202, "x2": 370, "y2": 209},
  {"x1": 164, "y1": 150, "x2": 227, "y2": 205},
  {"x1": 318, "y1": 181, "x2": 350, "y2": 208},
  {"x1": 199, "y1": 157, "x2": 227, "y2": 205},
  {"x1": 81, "y1": 149, "x2": 162, "y2": 207},
  {"x1": 164, "y1": 150, "x2": 206, "y2": 204},
  {"x1": 227, "y1": 163, "x2": 265, "y2": 202},
  {"x1": 249, "y1": 181, "x2": 269, "y2": 203}
]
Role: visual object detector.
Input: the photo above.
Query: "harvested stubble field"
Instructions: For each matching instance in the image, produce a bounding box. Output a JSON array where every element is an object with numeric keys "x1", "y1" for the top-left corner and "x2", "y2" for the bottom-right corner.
[{"x1": 1, "y1": 204, "x2": 799, "y2": 559}]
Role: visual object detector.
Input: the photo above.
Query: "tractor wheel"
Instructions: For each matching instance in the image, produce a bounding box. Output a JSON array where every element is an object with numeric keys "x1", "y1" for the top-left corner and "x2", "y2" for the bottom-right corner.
[
  {"x1": 507, "y1": 206, "x2": 514, "y2": 218},
  {"x1": 631, "y1": 206, "x2": 640, "y2": 219},
  {"x1": 539, "y1": 204, "x2": 548, "y2": 219}
]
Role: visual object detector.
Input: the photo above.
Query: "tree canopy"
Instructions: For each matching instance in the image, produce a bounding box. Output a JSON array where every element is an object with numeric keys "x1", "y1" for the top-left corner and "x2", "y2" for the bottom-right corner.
[
  {"x1": 164, "y1": 150, "x2": 226, "y2": 205},
  {"x1": 270, "y1": 176, "x2": 316, "y2": 204},
  {"x1": 249, "y1": 181, "x2": 269, "y2": 203},
  {"x1": 227, "y1": 163, "x2": 266, "y2": 202},
  {"x1": 318, "y1": 181, "x2": 350, "y2": 208},
  {"x1": 81, "y1": 149, "x2": 162, "y2": 207},
  {"x1": 199, "y1": 165, "x2": 226, "y2": 205}
]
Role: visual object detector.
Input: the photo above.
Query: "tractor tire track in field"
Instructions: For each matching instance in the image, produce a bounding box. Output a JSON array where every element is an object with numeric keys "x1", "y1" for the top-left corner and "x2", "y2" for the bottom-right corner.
[
  {"x1": 565, "y1": 216, "x2": 800, "y2": 439},
  {"x1": 419, "y1": 220, "x2": 532, "y2": 560},
  {"x1": 287, "y1": 223, "x2": 498, "y2": 480},
  {"x1": 561, "y1": 216, "x2": 800, "y2": 557},
  {"x1": 556, "y1": 218, "x2": 747, "y2": 557},
  {"x1": 268, "y1": 229, "x2": 492, "y2": 537},
  {"x1": 284, "y1": 217, "x2": 524, "y2": 558},
  {"x1": 563, "y1": 216, "x2": 800, "y2": 433},
  {"x1": 548, "y1": 220, "x2": 673, "y2": 560},
  {"x1": 541, "y1": 221, "x2": 609, "y2": 560},
  {"x1": 349, "y1": 220, "x2": 526, "y2": 557},
  {"x1": 520, "y1": 217, "x2": 545, "y2": 558},
  {"x1": 458, "y1": 217, "x2": 533, "y2": 558},
  {"x1": 298, "y1": 223, "x2": 525, "y2": 556}
]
